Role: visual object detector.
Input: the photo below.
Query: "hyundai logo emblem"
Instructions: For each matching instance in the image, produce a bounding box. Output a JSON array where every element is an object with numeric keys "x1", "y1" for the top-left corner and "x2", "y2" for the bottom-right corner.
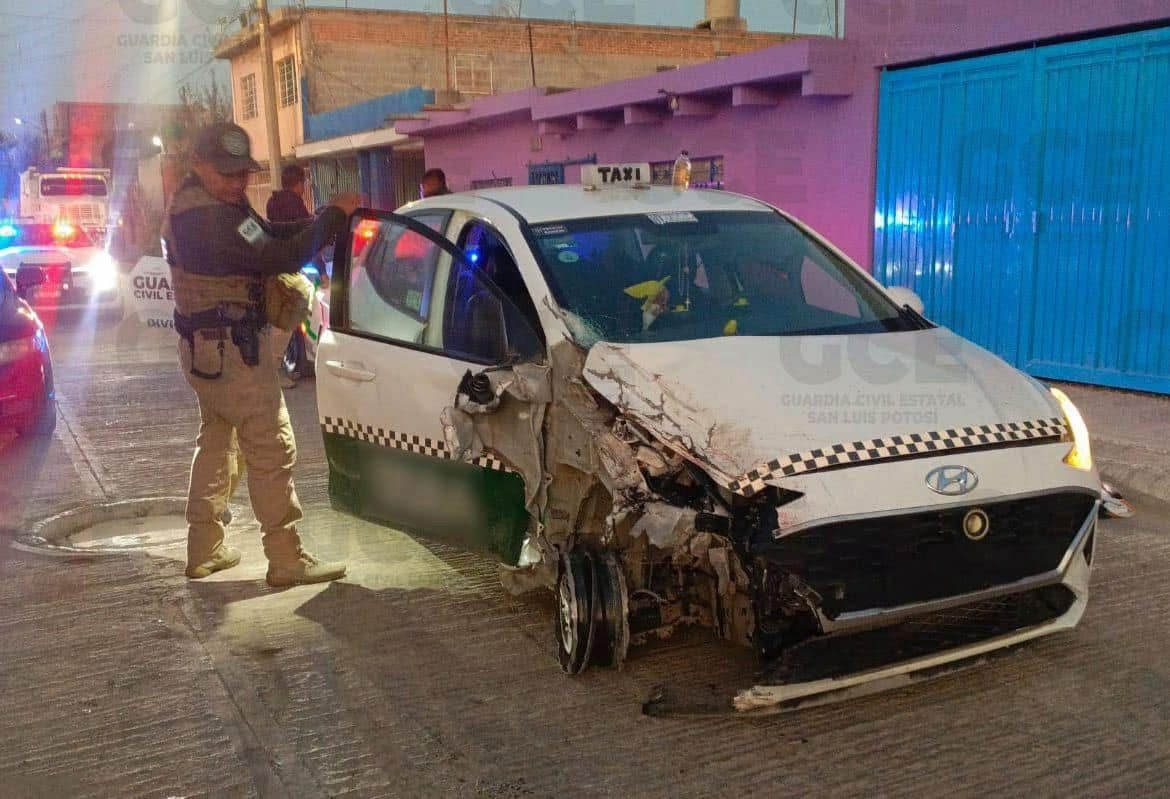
[{"x1": 925, "y1": 465, "x2": 979, "y2": 496}]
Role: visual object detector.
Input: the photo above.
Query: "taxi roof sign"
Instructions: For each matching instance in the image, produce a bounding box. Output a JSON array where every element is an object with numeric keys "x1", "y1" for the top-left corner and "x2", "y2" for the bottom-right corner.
[{"x1": 581, "y1": 163, "x2": 652, "y2": 190}]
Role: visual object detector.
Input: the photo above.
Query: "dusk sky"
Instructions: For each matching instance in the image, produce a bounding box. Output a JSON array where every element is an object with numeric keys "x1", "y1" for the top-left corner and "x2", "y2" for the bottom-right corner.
[{"x1": 0, "y1": 0, "x2": 840, "y2": 129}]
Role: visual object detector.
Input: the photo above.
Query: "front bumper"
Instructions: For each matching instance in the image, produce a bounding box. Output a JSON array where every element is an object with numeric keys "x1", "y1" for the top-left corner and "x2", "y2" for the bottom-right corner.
[
  {"x1": 17, "y1": 284, "x2": 122, "y2": 312},
  {"x1": 735, "y1": 497, "x2": 1098, "y2": 713},
  {"x1": 6, "y1": 266, "x2": 122, "y2": 313}
]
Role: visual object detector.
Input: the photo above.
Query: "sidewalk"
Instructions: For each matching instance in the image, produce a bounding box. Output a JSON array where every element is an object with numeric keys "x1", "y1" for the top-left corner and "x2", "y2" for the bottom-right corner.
[{"x1": 1059, "y1": 383, "x2": 1170, "y2": 507}]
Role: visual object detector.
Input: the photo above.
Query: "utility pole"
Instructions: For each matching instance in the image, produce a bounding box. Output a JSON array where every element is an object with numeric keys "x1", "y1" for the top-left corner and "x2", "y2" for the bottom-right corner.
[
  {"x1": 443, "y1": 0, "x2": 452, "y2": 92},
  {"x1": 256, "y1": 0, "x2": 283, "y2": 190},
  {"x1": 40, "y1": 109, "x2": 51, "y2": 168}
]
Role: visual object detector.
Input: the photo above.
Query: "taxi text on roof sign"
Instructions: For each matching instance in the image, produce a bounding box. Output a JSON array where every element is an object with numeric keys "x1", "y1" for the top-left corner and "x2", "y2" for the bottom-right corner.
[{"x1": 581, "y1": 163, "x2": 652, "y2": 190}]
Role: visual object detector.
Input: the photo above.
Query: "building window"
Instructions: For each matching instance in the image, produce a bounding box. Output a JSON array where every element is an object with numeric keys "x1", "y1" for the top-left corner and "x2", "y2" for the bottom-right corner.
[
  {"x1": 471, "y1": 176, "x2": 513, "y2": 189},
  {"x1": 528, "y1": 163, "x2": 564, "y2": 185},
  {"x1": 651, "y1": 155, "x2": 726, "y2": 190},
  {"x1": 454, "y1": 53, "x2": 493, "y2": 95},
  {"x1": 239, "y1": 73, "x2": 258, "y2": 120},
  {"x1": 277, "y1": 56, "x2": 297, "y2": 107}
]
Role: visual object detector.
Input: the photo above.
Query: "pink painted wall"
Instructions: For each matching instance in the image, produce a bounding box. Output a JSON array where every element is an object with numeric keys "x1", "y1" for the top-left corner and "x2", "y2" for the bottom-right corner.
[
  {"x1": 416, "y1": 2, "x2": 1168, "y2": 270},
  {"x1": 423, "y1": 95, "x2": 878, "y2": 266}
]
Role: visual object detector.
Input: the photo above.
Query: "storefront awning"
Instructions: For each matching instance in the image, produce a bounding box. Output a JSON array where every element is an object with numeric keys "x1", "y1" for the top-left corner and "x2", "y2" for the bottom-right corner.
[{"x1": 294, "y1": 127, "x2": 411, "y2": 160}]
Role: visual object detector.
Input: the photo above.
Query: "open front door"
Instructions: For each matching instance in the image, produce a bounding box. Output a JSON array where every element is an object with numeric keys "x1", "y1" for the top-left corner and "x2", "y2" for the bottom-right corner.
[{"x1": 315, "y1": 210, "x2": 547, "y2": 565}]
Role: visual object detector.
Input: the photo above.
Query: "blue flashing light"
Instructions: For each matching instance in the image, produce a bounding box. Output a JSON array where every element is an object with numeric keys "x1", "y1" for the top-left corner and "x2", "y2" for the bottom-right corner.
[
  {"x1": 0, "y1": 224, "x2": 17, "y2": 238},
  {"x1": 466, "y1": 248, "x2": 481, "y2": 265}
]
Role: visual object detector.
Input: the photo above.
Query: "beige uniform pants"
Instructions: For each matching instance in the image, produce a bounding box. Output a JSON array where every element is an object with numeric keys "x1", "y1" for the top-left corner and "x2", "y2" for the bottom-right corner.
[{"x1": 180, "y1": 324, "x2": 303, "y2": 568}]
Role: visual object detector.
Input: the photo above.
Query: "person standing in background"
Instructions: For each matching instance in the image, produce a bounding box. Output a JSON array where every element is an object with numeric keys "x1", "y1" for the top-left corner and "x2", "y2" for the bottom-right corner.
[
  {"x1": 266, "y1": 164, "x2": 314, "y2": 388},
  {"x1": 267, "y1": 165, "x2": 312, "y2": 223},
  {"x1": 420, "y1": 168, "x2": 452, "y2": 198}
]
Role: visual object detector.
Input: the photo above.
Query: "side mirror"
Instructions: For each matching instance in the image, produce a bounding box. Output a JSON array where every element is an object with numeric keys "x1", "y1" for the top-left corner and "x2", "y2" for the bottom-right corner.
[{"x1": 886, "y1": 286, "x2": 924, "y2": 315}]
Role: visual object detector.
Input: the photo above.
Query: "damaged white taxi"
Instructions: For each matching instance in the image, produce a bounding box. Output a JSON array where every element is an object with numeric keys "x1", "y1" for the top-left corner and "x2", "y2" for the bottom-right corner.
[{"x1": 315, "y1": 165, "x2": 1100, "y2": 712}]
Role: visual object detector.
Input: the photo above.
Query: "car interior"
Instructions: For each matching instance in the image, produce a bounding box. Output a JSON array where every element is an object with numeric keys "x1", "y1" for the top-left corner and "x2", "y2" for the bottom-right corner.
[{"x1": 345, "y1": 215, "x2": 543, "y2": 364}]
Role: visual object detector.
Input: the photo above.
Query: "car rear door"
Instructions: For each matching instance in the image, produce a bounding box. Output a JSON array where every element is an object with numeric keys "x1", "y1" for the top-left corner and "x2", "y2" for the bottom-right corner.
[{"x1": 316, "y1": 209, "x2": 546, "y2": 565}]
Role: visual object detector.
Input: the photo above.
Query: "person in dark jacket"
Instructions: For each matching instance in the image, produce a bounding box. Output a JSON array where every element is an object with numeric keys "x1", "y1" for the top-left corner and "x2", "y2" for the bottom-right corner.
[
  {"x1": 266, "y1": 164, "x2": 312, "y2": 223},
  {"x1": 420, "y1": 168, "x2": 452, "y2": 198},
  {"x1": 265, "y1": 165, "x2": 315, "y2": 387}
]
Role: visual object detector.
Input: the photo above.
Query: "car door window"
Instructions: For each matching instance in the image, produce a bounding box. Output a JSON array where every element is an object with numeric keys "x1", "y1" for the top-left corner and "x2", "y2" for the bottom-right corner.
[
  {"x1": 347, "y1": 218, "x2": 445, "y2": 345},
  {"x1": 337, "y1": 212, "x2": 543, "y2": 366},
  {"x1": 445, "y1": 222, "x2": 544, "y2": 364}
]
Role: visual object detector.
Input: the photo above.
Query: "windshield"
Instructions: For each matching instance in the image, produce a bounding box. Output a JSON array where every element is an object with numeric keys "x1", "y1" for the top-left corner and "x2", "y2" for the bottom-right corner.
[
  {"x1": 531, "y1": 211, "x2": 915, "y2": 344},
  {"x1": 0, "y1": 223, "x2": 95, "y2": 248}
]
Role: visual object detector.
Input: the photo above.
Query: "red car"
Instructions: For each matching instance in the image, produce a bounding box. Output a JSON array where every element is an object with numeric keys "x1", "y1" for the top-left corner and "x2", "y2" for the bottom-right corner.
[{"x1": 0, "y1": 269, "x2": 55, "y2": 437}]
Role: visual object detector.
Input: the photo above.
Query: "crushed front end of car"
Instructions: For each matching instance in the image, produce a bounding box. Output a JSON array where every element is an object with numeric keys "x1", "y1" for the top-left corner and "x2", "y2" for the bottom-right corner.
[{"x1": 440, "y1": 327, "x2": 1101, "y2": 711}]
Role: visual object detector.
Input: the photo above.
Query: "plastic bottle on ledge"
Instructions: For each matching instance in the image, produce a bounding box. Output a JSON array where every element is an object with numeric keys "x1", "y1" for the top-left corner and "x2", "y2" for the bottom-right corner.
[{"x1": 672, "y1": 150, "x2": 692, "y2": 191}]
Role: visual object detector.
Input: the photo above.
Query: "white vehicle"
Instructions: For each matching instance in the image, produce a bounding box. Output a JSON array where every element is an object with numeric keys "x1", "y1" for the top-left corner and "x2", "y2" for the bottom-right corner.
[
  {"x1": 20, "y1": 168, "x2": 113, "y2": 243},
  {"x1": 0, "y1": 220, "x2": 122, "y2": 316},
  {"x1": 315, "y1": 168, "x2": 1100, "y2": 712}
]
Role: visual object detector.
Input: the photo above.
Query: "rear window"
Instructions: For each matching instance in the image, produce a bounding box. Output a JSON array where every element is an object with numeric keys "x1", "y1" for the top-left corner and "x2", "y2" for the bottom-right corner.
[
  {"x1": 40, "y1": 177, "x2": 108, "y2": 197},
  {"x1": 0, "y1": 223, "x2": 94, "y2": 248}
]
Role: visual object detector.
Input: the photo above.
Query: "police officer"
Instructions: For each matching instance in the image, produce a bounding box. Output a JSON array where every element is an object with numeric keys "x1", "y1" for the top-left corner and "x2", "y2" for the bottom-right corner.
[{"x1": 164, "y1": 122, "x2": 361, "y2": 586}]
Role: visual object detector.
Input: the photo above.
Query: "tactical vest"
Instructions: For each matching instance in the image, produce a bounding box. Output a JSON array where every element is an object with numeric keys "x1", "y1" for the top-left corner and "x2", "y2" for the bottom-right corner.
[
  {"x1": 171, "y1": 266, "x2": 261, "y2": 317},
  {"x1": 164, "y1": 184, "x2": 267, "y2": 379},
  {"x1": 169, "y1": 266, "x2": 266, "y2": 379}
]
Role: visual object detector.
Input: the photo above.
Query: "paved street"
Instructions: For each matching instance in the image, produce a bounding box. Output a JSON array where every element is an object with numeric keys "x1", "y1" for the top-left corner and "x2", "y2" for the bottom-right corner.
[{"x1": 2, "y1": 314, "x2": 1169, "y2": 799}]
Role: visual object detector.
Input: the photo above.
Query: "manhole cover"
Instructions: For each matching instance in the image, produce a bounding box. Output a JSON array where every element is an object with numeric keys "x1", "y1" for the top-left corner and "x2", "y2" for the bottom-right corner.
[
  {"x1": 65, "y1": 514, "x2": 188, "y2": 550},
  {"x1": 15, "y1": 498, "x2": 203, "y2": 555}
]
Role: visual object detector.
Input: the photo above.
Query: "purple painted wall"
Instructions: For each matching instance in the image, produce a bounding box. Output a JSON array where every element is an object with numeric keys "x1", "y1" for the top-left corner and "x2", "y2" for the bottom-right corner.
[{"x1": 403, "y1": 2, "x2": 1168, "y2": 270}]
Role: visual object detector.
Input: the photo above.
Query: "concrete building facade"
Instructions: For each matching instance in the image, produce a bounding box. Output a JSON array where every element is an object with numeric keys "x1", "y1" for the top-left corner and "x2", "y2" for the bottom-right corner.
[{"x1": 212, "y1": 5, "x2": 793, "y2": 167}]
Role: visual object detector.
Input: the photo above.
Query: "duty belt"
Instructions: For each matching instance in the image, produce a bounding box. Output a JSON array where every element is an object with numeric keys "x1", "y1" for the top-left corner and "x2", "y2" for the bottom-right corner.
[{"x1": 174, "y1": 302, "x2": 263, "y2": 379}]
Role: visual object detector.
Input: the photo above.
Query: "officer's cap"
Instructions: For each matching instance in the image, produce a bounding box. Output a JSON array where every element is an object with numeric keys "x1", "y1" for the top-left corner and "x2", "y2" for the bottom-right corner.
[{"x1": 193, "y1": 122, "x2": 262, "y2": 174}]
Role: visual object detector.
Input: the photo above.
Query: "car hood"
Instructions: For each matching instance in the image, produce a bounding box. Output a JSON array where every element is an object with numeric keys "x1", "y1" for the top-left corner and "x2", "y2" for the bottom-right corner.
[
  {"x1": 0, "y1": 246, "x2": 92, "y2": 267},
  {"x1": 581, "y1": 328, "x2": 1062, "y2": 481}
]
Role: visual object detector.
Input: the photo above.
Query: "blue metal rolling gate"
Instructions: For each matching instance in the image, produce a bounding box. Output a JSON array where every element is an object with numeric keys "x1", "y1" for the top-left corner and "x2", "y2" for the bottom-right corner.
[{"x1": 875, "y1": 25, "x2": 1170, "y2": 394}]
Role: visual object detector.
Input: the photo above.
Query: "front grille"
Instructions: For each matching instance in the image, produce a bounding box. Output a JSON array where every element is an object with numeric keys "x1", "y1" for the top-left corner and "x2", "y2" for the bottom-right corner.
[
  {"x1": 70, "y1": 205, "x2": 102, "y2": 224},
  {"x1": 765, "y1": 491, "x2": 1095, "y2": 617},
  {"x1": 763, "y1": 584, "x2": 1077, "y2": 685}
]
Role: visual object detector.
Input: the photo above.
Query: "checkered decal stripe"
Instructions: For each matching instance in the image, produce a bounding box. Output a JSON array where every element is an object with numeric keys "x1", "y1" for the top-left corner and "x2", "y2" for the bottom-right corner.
[
  {"x1": 729, "y1": 417, "x2": 1068, "y2": 497},
  {"x1": 321, "y1": 416, "x2": 511, "y2": 472}
]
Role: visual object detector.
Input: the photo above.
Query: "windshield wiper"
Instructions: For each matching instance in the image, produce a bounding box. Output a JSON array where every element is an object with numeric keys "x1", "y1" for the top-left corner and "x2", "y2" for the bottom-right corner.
[{"x1": 897, "y1": 304, "x2": 934, "y2": 330}]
